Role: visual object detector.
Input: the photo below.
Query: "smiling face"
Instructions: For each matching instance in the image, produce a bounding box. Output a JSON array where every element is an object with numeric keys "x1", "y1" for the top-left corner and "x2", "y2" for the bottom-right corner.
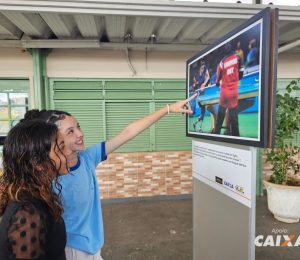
[{"x1": 56, "y1": 115, "x2": 85, "y2": 155}]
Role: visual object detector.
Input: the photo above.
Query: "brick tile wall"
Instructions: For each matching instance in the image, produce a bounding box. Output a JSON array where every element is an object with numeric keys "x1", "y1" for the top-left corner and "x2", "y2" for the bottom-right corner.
[
  {"x1": 97, "y1": 150, "x2": 300, "y2": 200},
  {"x1": 96, "y1": 151, "x2": 192, "y2": 199}
]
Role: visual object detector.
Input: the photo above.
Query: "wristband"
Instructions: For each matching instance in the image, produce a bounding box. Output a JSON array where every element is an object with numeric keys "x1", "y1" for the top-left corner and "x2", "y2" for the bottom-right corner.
[{"x1": 167, "y1": 104, "x2": 170, "y2": 114}]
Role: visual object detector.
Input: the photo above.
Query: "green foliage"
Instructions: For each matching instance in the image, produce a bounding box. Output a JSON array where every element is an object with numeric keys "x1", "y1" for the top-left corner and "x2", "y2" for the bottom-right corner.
[{"x1": 266, "y1": 79, "x2": 300, "y2": 185}]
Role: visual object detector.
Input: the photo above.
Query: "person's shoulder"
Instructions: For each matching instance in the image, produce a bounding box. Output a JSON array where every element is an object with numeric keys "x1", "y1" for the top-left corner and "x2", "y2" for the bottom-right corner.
[
  {"x1": 5, "y1": 199, "x2": 44, "y2": 217},
  {"x1": 234, "y1": 53, "x2": 241, "y2": 59},
  {"x1": 13, "y1": 201, "x2": 47, "y2": 221},
  {"x1": 81, "y1": 142, "x2": 105, "y2": 155},
  {"x1": 82, "y1": 141, "x2": 107, "y2": 166}
]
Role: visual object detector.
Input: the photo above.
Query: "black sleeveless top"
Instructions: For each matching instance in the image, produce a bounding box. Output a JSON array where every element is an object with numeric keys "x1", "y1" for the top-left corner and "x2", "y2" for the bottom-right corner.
[{"x1": 0, "y1": 198, "x2": 66, "y2": 260}]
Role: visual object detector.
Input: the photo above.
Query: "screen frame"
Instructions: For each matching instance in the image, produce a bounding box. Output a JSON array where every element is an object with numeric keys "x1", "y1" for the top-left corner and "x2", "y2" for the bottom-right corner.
[{"x1": 186, "y1": 7, "x2": 275, "y2": 148}]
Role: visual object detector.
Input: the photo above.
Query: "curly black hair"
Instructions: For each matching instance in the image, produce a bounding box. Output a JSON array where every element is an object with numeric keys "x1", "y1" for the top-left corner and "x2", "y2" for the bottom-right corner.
[
  {"x1": 0, "y1": 120, "x2": 66, "y2": 221},
  {"x1": 20, "y1": 109, "x2": 71, "y2": 125}
]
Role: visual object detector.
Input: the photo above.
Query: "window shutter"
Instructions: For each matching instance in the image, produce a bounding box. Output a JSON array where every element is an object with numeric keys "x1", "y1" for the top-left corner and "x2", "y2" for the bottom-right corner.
[
  {"x1": 154, "y1": 102, "x2": 191, "y2": 151},
  {"x1": 51, "y1": 79, "x2": 192, "y2": 152},
  {"x1": 104, "y1": 81, "x2": 152, "y2": 152},
  {"x1": 106, "y1": 102, "x2": 151, "y2": 152},
  {"x1": 105, "y1": 81, "x2": 152, "y2": 100},
  {"x1": 154, "y1": 81, "x2": 191, "y2": 151}
]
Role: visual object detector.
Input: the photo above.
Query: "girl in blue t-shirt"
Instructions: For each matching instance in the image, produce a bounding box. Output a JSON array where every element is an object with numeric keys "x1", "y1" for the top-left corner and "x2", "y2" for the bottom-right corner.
[{"x1": 21, "y1": 94, "x2": 195, "y2": 260}]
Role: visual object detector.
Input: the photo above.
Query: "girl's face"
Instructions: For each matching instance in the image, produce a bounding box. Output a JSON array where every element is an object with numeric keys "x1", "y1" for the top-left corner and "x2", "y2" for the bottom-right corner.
[
  {"x1": 57, "y1": 115, "x2": 85, "y2": 154},
  {"x1": 49, "y1": 131, "x2": 69, "y2": 175}
]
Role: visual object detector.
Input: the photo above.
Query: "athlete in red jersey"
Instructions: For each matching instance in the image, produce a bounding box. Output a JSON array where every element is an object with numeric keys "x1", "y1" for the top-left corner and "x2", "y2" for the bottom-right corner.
[{"x1": 214, "y1": 42, "x2": 243, "y2": 136}]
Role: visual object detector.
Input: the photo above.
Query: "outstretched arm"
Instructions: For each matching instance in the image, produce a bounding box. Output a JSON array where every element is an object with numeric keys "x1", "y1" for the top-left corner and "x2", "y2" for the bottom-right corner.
[
  {"x1": 200, "y1": 69, "x2": 210, "y2": 90},
  {"x1": 238, "y1": 55, "x2": 244, "y2": 80},
  {"x1": 204, "y1": 69, "x2": 210, "y2": 86},
  {"x1": 105, "y1": 94, "x2": 196, "y2": 155}
]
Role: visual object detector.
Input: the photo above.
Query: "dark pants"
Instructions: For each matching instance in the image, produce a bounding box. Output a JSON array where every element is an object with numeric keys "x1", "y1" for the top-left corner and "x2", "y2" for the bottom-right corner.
[
  {"x1": 214, "y1": 105, "x2": 240, "y2": 136},
  {"x1": 197, "y1": 102, "x2": 206, "y2": 121}
]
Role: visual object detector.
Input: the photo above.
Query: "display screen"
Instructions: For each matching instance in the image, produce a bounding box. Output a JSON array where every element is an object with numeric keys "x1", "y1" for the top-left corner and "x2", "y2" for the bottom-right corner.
[{"x1": 186, "y1": 8, "x2": 276, "y2": 147}]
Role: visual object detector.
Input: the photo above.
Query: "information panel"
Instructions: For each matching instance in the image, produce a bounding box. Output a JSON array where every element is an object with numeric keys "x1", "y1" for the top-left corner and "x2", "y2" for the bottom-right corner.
[{"x1": 192, "y1": 140, "x2": 253, "y2": 207}]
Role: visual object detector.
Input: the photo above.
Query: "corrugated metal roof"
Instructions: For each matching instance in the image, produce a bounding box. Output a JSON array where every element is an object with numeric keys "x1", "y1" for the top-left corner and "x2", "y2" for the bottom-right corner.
[{"x1": 0, "y1": 0, "x2": 299, "y2": 52}]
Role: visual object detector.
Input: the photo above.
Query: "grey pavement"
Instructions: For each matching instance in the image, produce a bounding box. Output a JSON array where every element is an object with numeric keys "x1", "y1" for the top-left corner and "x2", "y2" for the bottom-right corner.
[{"x1": 101, "y1": 195, "x2": 300, "y2": 260}]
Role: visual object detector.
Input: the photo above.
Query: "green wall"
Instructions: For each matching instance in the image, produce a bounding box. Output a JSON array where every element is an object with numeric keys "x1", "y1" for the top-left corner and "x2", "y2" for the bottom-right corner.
[{"x1": 50, "y1": 78, "x2": 191, "y2": 152}]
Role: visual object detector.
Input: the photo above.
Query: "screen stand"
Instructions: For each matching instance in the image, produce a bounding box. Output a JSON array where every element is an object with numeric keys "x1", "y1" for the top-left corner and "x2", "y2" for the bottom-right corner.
[{"x1": 193, "y1": 142, "x2": 257, "y2": 260}]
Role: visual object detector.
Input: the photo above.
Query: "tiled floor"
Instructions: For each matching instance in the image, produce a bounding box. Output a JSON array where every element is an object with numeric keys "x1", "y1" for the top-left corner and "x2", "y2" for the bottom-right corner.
[{"x1": 101, "y1": 195, "x2": 300, "y2": 260}]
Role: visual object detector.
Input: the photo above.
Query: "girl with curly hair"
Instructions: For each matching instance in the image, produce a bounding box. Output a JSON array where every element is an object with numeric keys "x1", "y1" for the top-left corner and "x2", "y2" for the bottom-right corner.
[{"x1": 0, "y1": 120, "x2": 69, "y2": 260}]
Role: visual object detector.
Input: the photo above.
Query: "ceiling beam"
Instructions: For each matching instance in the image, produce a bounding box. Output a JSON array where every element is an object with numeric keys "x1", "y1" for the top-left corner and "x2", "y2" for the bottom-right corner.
[
  {"x1": 203, "y1": 19, "x2": 244, "y2": 44},
  {"x1": 182, "y1": 18, "x2": 219, "y2": 43},
  {"x1": 105, "y1": 15, "x2": 126, "y2": 42},
  {"x1": 132, "y1": 17, "x2": 158, "y2": 43},
  {"x1": 200, "y1": 19, "x2": 233, "y2": 44},
  {"x1": 74, "y1": 14, "x2": 102, "y2": 39},
  {"x1": 2, "y1": 11, "x2": 51, "y2": 38},
  {"x1": 0, "y1": 12, "x2": 22, "y2": 39},
  {"x1": 279, "y1": 38, "x2": 300, "y2": 53},
  {"x1": 41, "y1": 13, "x2": 77, "y2": 39},
  {"x1": 177, "y1": 18, "x2": 203, "y2": 43},
  {"x1": 279, "y1": 23, "x2": 300, "y2": 43},
  {"x1": 0, "y1": 38, "x2": 207, "y2": 51},
  {"x1": 157, "y1": 17, "x2": 188, "y2": 43}
]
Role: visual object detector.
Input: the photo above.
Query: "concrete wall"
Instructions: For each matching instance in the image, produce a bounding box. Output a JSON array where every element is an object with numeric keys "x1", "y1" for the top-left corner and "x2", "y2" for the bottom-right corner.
[
  {"x1": 1, "y1": 48, "x2": 299, "y2": 79},
  {"x1": 0, "y1": 48, "x2": 32, "y2": 78},
  {"x1": 0, "y1": 48, "x2": 34, "y2": 107},
  {"x1": 46, "y1": 49, "x2": 300, "y2": 79},
  {"x1": 46, "y1": 49, "x2": 193, "y2": 78},
  {"x1": 277, "y1": 53, "x2": 300, "y2": 79}
]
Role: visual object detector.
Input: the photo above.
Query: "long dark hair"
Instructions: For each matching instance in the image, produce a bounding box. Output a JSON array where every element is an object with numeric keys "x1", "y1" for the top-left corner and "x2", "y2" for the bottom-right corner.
[
  {"x1": 20, "y1": 109, "x2": 71, "y2": 125},
  {"x1": 0, "y1": 120, "x2": 65, "y2": 220}
]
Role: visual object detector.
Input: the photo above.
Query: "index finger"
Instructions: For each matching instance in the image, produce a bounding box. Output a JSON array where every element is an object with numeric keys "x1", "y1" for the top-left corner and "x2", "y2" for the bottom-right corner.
[{"x1": 186, "y1": 93, "x2": 197, "y2": 102}]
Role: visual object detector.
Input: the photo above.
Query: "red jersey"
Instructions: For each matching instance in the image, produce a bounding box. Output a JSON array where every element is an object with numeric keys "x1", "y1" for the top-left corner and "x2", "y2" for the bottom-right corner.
[{"x1": 216, "y1": 53, "x2": 241, "y2": 108}]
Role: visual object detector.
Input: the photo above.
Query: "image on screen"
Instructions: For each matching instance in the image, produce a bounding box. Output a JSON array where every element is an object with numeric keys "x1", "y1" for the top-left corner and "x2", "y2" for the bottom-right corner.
[{"x1": 187, "y1": 20, "x2": 263, "y2": 144}]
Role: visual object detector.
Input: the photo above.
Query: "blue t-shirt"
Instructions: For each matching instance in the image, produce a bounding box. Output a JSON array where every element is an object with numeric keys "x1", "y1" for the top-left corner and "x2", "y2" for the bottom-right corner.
[
  {"x1": 194, "y1": 65, "x2": 208, "y2": 89},
  {"x1": 246, "y1": 47, "x2": 258, "y2": 66},
  {"x1": 56, "y1": 142, "x2": 107, "y2": 254}
]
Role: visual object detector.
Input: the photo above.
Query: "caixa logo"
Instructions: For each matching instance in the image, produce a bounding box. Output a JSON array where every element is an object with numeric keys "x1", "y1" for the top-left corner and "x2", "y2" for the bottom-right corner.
[
  {"x1": 235, "y1": 185, "x2": 245, "y2": 194},
  {"x1": 255, "y1": 235, "x2": 300, "y2": 247},
  {"x1": 224, "y1": 181, "x2": 233, "y2": 189}
]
